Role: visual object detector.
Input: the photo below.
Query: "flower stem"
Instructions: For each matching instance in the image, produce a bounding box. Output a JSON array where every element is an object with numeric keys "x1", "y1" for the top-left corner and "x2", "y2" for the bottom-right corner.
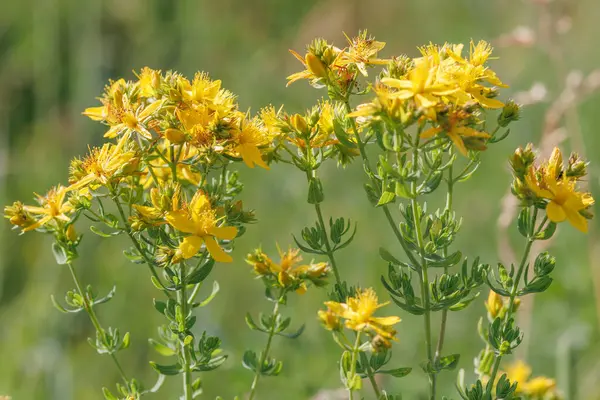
[
  {"x1": 313, "y1": 198, "x2": 342, "y2": 286},
  {"x1": 485, "y1": 208, "x2": 539, "y2": 395},
  {"x1": 361, "y1": 352, "x2": 383, "y2": 398},
  {"x1": 248, "y1": 294, "x2": 282, "y2": 400},
  {"x1": 66, "y1": 262, "x2": 129, "y2": 385},
  {"x1": 408, "y1": 133, "x2": 436, "y2": 399},
  {"x1": 111, "y1": 190, "x2": 172, "y2": 299},
  {"x1": 434, "y1": 162, "x2": 454, "y2": 364},
  {"x1": 348, "y1": 332, "x2": 362, "y2": 400},
  {"x1": 178, "y1": 262, "x2": 193, "y2": 400}
]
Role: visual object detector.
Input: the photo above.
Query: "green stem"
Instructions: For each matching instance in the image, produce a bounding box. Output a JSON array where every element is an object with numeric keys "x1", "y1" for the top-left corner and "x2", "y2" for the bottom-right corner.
[
  {"x1": 348, "y1": 332, "x2": 362, "y2": 400},
  {"x1": 314, "y1": 197, "x2": 342, "y2": 286},
  {"x1": 67, "y1": 262, "x2": 129, "y2": 384},
  {"x1": 435, "y1": 163, "x2": 454, "y2": 363},
  {"x1": 111, "y1": 190, "x2": 172, "y2": 299},
  {"x1": 485, "y1": 208, "x2": 539, "y2": 395},
  {"x1": 248, "y1": 294, "x2": 282, "y2": 400},
  {"x1": 363, "y1": 354, "x2": 382, "y2": 398},
  {"x1": 179, "y1": 262, "x2": 193, "y2": 400},
  {"x1": 409, "y1": 133, "x2": 436, "y2": 399},
  {"x1": 342, "y1": 97, "x2": 418, "y2": 395}
]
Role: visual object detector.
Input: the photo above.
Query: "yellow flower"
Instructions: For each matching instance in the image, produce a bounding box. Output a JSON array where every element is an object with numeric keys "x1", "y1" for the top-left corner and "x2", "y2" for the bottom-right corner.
[
  {"x1": 318, "y1": 309, "x2": 342, "y2": 331},
  {"x1": 4, "y1": 201, "x2": 34, "y2": 230},
  {"x1": 133, "y1": 183, "x2": 181, "y2": 226},
  {"x1": 523, "y1": 376, "x2": 557, "y2": 396},
  {"x1": 166, "y1": 191, "x2": 237, "y2": 263},
  {"x1": 420, "y1": 109, "x2": 490, "y2": 156},
  {"x1": 136, "y1": 67, "x2": 162, "y2": 98},
  {"x1": 381, "y1": 58, "x2": 457, "y2": 110},
  {"x1": 526, "y1": 147, "x2": 595, "y2": 232},
  {"x1": 245, "y1": 247, "x2": 329, "y2": 293},
  {"x1": 502, "y1": 360, "x2": 561, "y2": 398},
  {"x1": 68, "y1": 134, "x2": 138, "y2": 191},
  {"x1": 19, "y1": 185, "x2": 73, "y2": 232},
  {"x1": 180, "y1": 72, "x2": 222, "y2": 104},
  {"x1": 322, "y1": 288, "x2": 401, "y2": 342},
  {"x1": 231, "y1": 117, "x2": 271, "y2": 169},
  {"x1": 340, "y1": 31, "x2": 388, "y2": 76}
]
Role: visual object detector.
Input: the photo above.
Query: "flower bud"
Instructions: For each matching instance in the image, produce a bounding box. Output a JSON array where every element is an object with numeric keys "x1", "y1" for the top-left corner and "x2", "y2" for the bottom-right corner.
[
  {"x1": 566, "y1": 153, "x2": 588, "y2": 179},
  {"x1": 165, "y1": 128, "x2": 187, "y2": 144},
  {"x1": 498, "y1": 100, "x2": 521, "y2": 127},
  {"x1": 305, "y1": 53, "x2": 327, "y2": 79},
  {"x1": 510, "y1": 144, "x2": 535, "y2": 179},
  {"x1": 485, "y1": 290, "x2": 504, "y2": 320},
  {"x1": 66, "y1": 224, "x2": 78, "y2": 242},
  {"x1": 290, "y1": 114, "x2": 309, "y2": 134}
]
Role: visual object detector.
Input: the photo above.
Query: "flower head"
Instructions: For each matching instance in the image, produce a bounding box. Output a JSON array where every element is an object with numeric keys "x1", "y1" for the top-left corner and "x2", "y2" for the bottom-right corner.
[
  {"x1": 166, "y1": 191, "x2": 237, "y2": 262},
  {"x1": 9, "y1": 185, "x2": 74, "y2": 232},
  {"x1": 246, "y1": 246, "x2": 329, "y2": 293},
  {"x1": 68, "y1": 134, "x2": 138, "y2": 191},
  {"x1": 320, "y1": 288, "x2": 401, "y2": 348},
  {"x1": 523, "y1": 147, "x2": 594, "y2": 232}
]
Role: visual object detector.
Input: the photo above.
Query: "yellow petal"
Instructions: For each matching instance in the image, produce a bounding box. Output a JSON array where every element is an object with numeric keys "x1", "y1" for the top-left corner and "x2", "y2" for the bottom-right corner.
[
  {"x1": 204, "y1": 236, "x2": 232, "y2": 263},
  {"x1": 210, "y1": 225, "x2": 238, "y2": 240},
  {"x1": 138, "y1": 99, "x2": 165, "y2": 120},
  {"x1": 189, "y1": 192, "x2": 210, "y2": 217},
  {"x1": 546, "y1": 201, "x2": 567, "y2": 223},
  {"x1": 370, "y1": 316, "x2": 401, "y2": 326},
  {"x1": 420, "y1": 127, "x2": 442, "y2": 139},
  {"x1": 83, "y1": 106, "x2": 107, "y2": 121},
  {"x1": 179, "y1": 236, "x2": 204, "y2": 259},
  {"x1": 447, "y1": 132, "x2": 468, "y2": 156},
  {"x1": 565, "y1": 207, "x2": 588, "y2": 233},
  {"x1": 166, "y1": 210, "x2": 197, "y2": 234},
  {"x1": 471, "y1": 91, "x2": 504, "y2": 109},
  {"x1": 238, "y1": 144, "x2": 269, "y2": 170}
]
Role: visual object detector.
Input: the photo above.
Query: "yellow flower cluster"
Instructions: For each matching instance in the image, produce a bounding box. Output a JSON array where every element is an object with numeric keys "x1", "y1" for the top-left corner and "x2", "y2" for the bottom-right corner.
[
  {"x1": 348, "y1": 40, "x2": 507, "y2": 156},
  {"x1": 318, "y1": 288, "x2": 401, "y2": 348},
  {"x1": 512, "y1": 146, "x2": 594, "y2": 232},
  {"x1": 83, "y1": 68, "x2": 276, "y2": 170},
  {"x1": 257, "y1": 100, "x2": 359, "y2": 166},
  {"x1": 4, "y1": 68, "x2": 272, "y2": 265},
  {"x1": 502, "y1": 360, "x2": 562, "y2": 399},
  {"x1": 245, "y1": 247, "x2": 329, "y2": 294}
]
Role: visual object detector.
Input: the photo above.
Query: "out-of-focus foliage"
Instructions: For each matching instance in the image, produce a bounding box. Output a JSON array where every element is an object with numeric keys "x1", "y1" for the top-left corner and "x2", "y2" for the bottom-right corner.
[{"x1": 1, "y1": 1, "x2": 599, "y2": 399}]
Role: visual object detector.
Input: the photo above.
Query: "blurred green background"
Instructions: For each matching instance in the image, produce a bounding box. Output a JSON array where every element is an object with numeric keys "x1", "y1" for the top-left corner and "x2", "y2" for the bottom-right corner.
[{"x1": 1, "y1": 0, "x2": 599, "y2": 399}]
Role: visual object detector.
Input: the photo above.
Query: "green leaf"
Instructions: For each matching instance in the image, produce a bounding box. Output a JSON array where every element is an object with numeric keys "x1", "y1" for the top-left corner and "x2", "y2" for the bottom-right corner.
[
  {"x1": 242, "y1": 350, "x2": 258, "y2": 371},
  {"x1": 196, "y1": 281, "x2": 220, "y2": 308},
  {"x1": 185, "y1": 260, "x2": 215, "y2": 284},
  {"x1": 102, "y1": 387, "x2": 118, "y2": 400},
  {"x1": 153, "y1": 299, "x2": 167, "y2": 315},
  {"x1": 120, "y1": 332, "x2": 130, "y2": 350},
  {"x1": 276, "y1": 324, "x2": 305, "y2": 339},
  {"x1": 419, "y1": 171, "x2": 443, "y2": 194},
  {"x1": 149, "y1": 339, "x2": 175, "y2": 356},
  {"x1": 245, "y1": 313, "x2": 267, "y2": 333},
  {"x1": 437, "y1": 354, "x2": 460, "y2": 371},
  {"x1": 333, "y1": 118, "x2": 357, "y2": 148},
  {"x1": 377, "y1": 191, "x2": 396, "y2": 206},
  {"x1": 379, "y1": 247, "x2": 402, "y2": 265},
  {"x1": 517, "y1": 207, "x2": 532, "y2": 238},
  {"x1": 307, "y1": 177, "x2": 324, "y2": 204},
  {"x1": 52, "y1": 242, "x2": 68, "y2": 265},
  {"x1": 90, "y1": 225, "x2": 121, "y2": 237},
  {"x1": 379, "y1": 367, "x2": 412, "y2": 378},
  {"x1": 535, "y1": 221, "x2": 557, "y2": 240},
  {"x1": 149, "y1": 361, "x2": 182, "y2": 376}
]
